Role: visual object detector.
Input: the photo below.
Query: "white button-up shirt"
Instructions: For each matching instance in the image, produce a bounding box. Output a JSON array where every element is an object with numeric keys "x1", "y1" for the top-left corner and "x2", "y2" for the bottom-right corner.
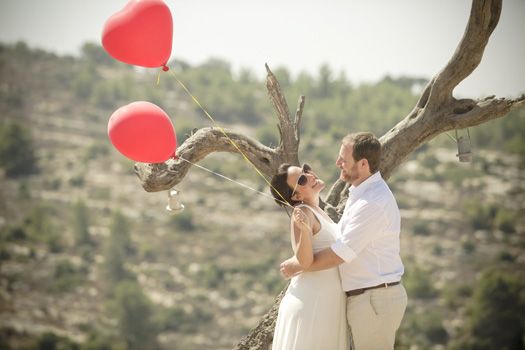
[{"x1": 331, "y1": 171, "x2": 404, "y2": 291}]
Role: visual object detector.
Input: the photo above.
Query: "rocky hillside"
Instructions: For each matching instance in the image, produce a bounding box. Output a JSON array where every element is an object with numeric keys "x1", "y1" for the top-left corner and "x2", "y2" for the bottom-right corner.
[{"x1": 1, "y1": 42, "x2": 524, "y2": 350}]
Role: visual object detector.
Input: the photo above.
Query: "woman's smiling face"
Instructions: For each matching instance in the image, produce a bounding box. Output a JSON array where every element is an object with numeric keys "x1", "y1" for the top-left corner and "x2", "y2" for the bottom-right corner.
[{"x1": 286, "y1": 163, "x2": 325, "y2": 201}]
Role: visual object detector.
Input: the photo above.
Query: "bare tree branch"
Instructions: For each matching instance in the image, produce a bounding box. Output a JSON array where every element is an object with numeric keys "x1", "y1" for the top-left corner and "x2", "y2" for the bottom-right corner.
[
  {"x1": 426, "y1": 0, "x2": 502, "y2": 110},
  {"x1": 294, "y1": 96, "x2": 305, "y2": 144},
  {"x1": 134, "y1": 127, "x2": 279, "y2": 192},
  {"x1": 265, "y1": 63, "x2": 300, "y2": 160},
  {"x1": 265, "y1": 63, "x2": 291, "y2": 123},
  {"x1": 134, "y1": 65, "x2": 302, "y2": 192},
  {"x1": 380, "y1": 94, "x2": 524, "y2": 180}
]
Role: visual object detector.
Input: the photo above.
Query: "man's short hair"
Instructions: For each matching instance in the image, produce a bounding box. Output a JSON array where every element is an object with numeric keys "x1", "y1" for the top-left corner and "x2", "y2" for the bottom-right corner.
[{"x1": 342, "y1": 132, "x2": 381, "y2": 173}]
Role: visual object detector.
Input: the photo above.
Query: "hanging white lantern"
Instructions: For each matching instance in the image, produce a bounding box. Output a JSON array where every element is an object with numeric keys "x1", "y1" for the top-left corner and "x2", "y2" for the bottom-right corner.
[
  {"x1": 166, "y1": 189, "x2": 185, "y2": 214},
  {"x1": 455, "y1": 129, "x2": 473, "y2": 162}
]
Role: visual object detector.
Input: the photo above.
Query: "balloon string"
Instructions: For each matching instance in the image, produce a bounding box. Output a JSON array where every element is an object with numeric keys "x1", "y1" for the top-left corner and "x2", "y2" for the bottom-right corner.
[
  {"x1": 164, "y1": 67, "x2": 292, "y2": 208},
  {"x1": 156, "y1": 71, "x2": 161, "y2": 86},
  {"x1": 178, "y1": 156, "x2": 291, "y2": 208}
]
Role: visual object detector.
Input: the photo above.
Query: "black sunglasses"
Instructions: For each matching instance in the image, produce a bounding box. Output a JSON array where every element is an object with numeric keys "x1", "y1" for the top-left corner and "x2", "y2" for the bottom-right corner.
[{"x1": 291, "y1": 163, "x2": 312, "y2": 195}]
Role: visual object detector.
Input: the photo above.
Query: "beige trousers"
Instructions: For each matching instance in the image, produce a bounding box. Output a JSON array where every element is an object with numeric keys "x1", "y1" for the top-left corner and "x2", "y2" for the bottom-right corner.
[{"x1": 346, "y1": 283, "x2": 407, "y2": 350}]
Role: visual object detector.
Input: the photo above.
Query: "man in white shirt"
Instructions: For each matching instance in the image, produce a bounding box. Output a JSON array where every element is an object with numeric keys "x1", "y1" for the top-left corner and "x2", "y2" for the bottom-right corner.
[{"x1": 280, "y1": 132, "x2": 407, "y2": 350}]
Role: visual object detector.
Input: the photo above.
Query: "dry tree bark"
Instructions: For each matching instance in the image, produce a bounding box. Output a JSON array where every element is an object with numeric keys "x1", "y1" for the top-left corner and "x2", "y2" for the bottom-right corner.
[{"x1": 133, "y1": 1, "x2": 524, "y2": 348}]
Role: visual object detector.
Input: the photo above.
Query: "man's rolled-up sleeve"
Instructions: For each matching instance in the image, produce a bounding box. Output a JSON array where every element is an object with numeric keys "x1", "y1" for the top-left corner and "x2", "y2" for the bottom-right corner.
[{"x1": 331, "y1": 200, "x2": 386, "y2": 263}]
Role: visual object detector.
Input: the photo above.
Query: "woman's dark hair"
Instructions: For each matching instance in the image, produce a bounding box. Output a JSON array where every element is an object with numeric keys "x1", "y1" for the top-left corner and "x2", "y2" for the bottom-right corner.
[{"x1": 270, "y1": 163, "x2": 301, "y2": 208}]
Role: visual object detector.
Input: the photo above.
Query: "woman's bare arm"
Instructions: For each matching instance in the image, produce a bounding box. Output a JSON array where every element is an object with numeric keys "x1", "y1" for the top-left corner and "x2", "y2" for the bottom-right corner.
[{"x1": 291, "y1": 207, "x2": 314, "y2": 269}]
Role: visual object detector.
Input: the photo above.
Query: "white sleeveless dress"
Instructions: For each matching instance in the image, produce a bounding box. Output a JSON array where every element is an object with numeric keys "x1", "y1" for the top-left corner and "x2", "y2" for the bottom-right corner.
[{"x1": 272, "y1": 204, "x2": 349, "y2": 350}]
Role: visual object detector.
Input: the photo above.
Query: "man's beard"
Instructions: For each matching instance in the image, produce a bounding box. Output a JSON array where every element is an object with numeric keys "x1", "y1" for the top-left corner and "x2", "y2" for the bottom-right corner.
[
  {"x1": 340, "y1": 166, "x2": 358, "y2": 183},
  {"x1": 340, "y1": 169, "x2": 353, "y2": 183}
]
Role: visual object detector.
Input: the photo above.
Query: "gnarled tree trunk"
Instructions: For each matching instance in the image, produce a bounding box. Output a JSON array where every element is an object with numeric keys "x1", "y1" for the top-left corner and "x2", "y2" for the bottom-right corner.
[{"x1": 133, "y1": 1, "x2": 524, "y2": 348}]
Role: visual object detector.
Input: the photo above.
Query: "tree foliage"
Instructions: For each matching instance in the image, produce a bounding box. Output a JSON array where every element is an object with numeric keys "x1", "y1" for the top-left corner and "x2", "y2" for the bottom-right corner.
[
  {"x1": 0, "y1": 122, "x2": 38, "y2": 178},
  {"x1": 451, "y1": 269, "x2": 525, "y2": 350},
  {"x1": 103, "y1": 211, "x2": 135, "y2": 284},
  {"x1": 72, "y1": 200, "x2": 92, "y2": 247},
  {"x1": 112, "y1": 281, "x2": 160, "y2": 350}
]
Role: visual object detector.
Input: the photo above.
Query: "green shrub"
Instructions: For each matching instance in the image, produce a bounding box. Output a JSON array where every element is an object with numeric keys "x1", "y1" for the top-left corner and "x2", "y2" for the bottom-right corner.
[
  {"x1": 263, "y1": 272, "x2": 286, "y2": 294},
  {"x1": 52, "y1": 260, "x2": 87, "y2": 292},
  {"x1": 404, "y1": 265, "x2": 437, "y2": 299},
  {"x1": 18, "y1": 181, "x2": 31, "y2": 200},
  {"x1": 31, "y1": 332, "x2": 78, "y2": 350},
  {"x1": 84, "y1": 142, "x2": 109, "y2": 161},
  {"x1": 156, "y1": 305, "x2": 211, "y2": 333},
  {"x1": 450, "y1": 269, "x2": 525, "y2": 350},
  {"x1": 494, "y1": 208, "x2": 517, "y2": 234},
  {"x1": 103, "y1": 211, "x2": 135, "y2": 285},
  {"x1": 112, "y1": 281, "x2": 159, "y2": 350},
  {"x1": 0, "y1": 122, "x2": 38, "y2": 178},
  {"x1": 80, "y1": 333, "x2": 121, "y2": 350},
  {"x1": 418, "y1": 152, "x2": 439, "y2": 171},
  {"x1": 431, "y1": 243, "x2": 443, "y2": 256},
  {"x1": 1, "y1": 224, "x2": 27, "y2": 241},
  {"x1": 496, "y1": 250, "x2": 515, "y2": 262},
  {"x1": 23, "y1": 205, "x2": 62, "y2": 252},
  {"x1": 69, "y1": 174, "x2": 85, "y2": 188},
  {"x1": 43, "y1": 178, "x2": 62, "y2": 191},
  {"x1": 440, "y1": 162, "x2": 484, "y2": 186},
  {"x1": 400, "y1": 309, "x2": 449, "y2": 347},
  {"x1": 412, "y1": 219, "x2": 431, "y2": 236},
  {"x1": 201, "y1": 264, "x2": 225, "y2": 288},
  {"x1": 0, "y1": 247, "x2": 11, "y2": 261},
  {"x1": 443, "y1": 283, "x2": 472, "y2": 308},
  {"x1": 166, "y1": 210, "x2": 195, "y2": 232},
  {"x1": 462, "y1": 239, "x2": 476, "y2": 254},
  {"x1": 72, "y1": 200, "x2": 93, "y2": 247},
  {"x1": 418, "y1": 311, "x2": 449, "y2": 344}
]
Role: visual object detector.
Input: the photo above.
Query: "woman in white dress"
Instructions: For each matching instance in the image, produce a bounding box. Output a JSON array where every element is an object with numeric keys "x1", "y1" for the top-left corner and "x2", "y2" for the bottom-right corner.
[{"x1": 269, "y1": 163, "x2": 348, "y2": 350}]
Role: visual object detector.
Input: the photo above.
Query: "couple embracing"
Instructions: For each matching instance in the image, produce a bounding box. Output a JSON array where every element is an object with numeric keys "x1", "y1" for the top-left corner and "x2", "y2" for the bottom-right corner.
[{"x1": 270, "y1": 132, "x2": 408, "y2": 350}]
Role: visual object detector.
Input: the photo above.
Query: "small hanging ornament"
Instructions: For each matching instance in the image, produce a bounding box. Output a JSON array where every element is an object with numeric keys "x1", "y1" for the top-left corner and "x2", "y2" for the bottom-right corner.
[
  {"x1": 166, "y1": 188, "x2": 185, "y2": 214},
  {"x1": 455, "y1": 129, "x2": 473, "y2": 162}
]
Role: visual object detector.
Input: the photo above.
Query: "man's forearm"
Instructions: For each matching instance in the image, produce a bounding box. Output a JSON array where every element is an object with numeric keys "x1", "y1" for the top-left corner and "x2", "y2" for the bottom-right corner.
[{"x1": 304, "y1": 248, "x2": 344, "y2": 272}]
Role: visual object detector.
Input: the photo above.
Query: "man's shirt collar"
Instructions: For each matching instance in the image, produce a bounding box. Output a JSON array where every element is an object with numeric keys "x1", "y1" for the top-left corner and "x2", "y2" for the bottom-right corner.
[{"x1": 347, "y1": 171, "x2": 382, "y2": 199}]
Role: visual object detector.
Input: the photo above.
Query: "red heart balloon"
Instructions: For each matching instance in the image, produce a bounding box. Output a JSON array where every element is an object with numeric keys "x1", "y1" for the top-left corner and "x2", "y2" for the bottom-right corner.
[
  {"x1": 102, "y1": 0, "x2": 173, "y2": 68},
  {"x1": 108, "y1": 101, "x2": 177, "y2": 163}
]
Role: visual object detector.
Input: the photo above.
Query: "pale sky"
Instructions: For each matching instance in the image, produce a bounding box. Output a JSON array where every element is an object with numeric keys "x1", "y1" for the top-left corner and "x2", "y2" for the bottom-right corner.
[{"x1": 0, "y1": 0, "x2": 524, "y2": 98}]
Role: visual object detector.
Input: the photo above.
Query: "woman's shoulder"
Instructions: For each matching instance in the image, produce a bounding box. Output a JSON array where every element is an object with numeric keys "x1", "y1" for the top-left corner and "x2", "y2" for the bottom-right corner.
[
  {"x1": 293, "y1": 204, "x2": 316, "y2": 215},
  {"x1": 292, "y1": 205, "x2": 317, "y2": 223},
  {"x1": 293, "y1": 205, "x2": 321, "y2": 234}
]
